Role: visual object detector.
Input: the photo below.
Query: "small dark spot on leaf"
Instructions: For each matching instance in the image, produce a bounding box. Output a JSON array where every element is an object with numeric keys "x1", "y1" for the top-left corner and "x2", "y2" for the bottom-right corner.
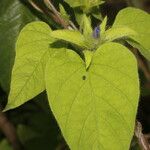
[{"x1": 82, "y1": 75, "x2": 86, "y2": 80}]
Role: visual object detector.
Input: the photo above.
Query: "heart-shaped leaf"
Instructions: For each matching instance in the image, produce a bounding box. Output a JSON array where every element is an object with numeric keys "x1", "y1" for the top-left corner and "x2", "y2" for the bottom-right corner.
[
  {"x1": 113, "y1": 7, "x2": 150, "y2": 60},
  {"x1": 45, "y1": 42, "x2": 139, "y2": 150},
  {"x1": 5, "y1": 21, "x2": 54, "y2": 111}
]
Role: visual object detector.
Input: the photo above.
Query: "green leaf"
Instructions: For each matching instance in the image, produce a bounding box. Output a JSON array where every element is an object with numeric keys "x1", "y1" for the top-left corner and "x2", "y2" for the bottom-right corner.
[
  {"x1": 0, "y1": 0, "x2": 37, "y2": 92},
  {"x1": 113, "y1": 7, "x2": 150, "y2": 60},
  {"x1": 50, "y1": 29, "x2": 86, "y2": 48},
  {"x1": 83, "y1": 50, "x2": 93, "y2": 69},
  {"x1": 92, "y1": 10, "x2": 103, "y2": 21},
  {"x1": 0, "y1": 139, "x2": 13, "y2": 150},
  {"x1": 100, "y1": 16, "x2": 107, "y2": 34},
  {"x1": 50, "y1": 29, "x2": 97, "y2": 51},
  {"x1": 85, "y1": 0, "x2": 104, "y2": 8},
  {"x1": 80, "y1": 15, "x2": 93, "y2": 37},
  {"x1": 103, "y1": 26, "x2": 137, "y2": 42},
  {"x1": 59, "y1": 4, "x2": 70, "y2": 20},
  {"x1": 64, "y1": 0, "x2": 81, "y2": 8},
  {"x1": 127, "y1": 39, "x2": 150, "y2": 61},
  {"x1": 5, "y1": 21, "x2": 54, "y2": 111},
  {"x1": 64, "y1": 0, "x2": 104, "y2": 8},
  {"x1": 45, "y1": 42, "x2": 139, "y2": 150}
]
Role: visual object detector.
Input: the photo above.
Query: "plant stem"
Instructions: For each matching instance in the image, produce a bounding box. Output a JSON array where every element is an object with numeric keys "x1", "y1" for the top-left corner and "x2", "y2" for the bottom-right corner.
[
  {"x1": 28, "y1": 0, "x2": 77, "y2": 29},
  {"x1": 69, "y1": 21, "x2": 78, "y2": 30},
  {"x1": 135, "y1": 121, "x2": 150, "y2": 150},
  {"x1": 28, "y1": 0, "x2": 44, "y2": 13},
  {"x1": 44, "y1": 0, "x2": 78, "y2": 30},
  {"x1": 0, "y1": 109, "x2": 23, "y2": 150},
  {"x1": 132, "y1": 48, "x2": 150, "y2": 82},
  {"x1": 43, "y1": 0, "x2": 69, "y2": 29}
]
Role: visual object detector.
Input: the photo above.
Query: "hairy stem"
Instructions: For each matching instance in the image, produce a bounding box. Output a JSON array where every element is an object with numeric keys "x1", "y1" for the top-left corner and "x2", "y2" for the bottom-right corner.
[
  {"x1": 135, "y1": 121, "x2": 150, "y2": 150},
  {"x1": 28, "y1": 0, "x2": 77, "y2": 29},
  {"x1": 132, "y1": 48, "x2": 150, "y2": 82},
  {"x1": 28, "y1": 0, "x2": 44, "y2": 13},
  {"x1": 44, "y1": 0, "x2": 69, "y2": 29}
]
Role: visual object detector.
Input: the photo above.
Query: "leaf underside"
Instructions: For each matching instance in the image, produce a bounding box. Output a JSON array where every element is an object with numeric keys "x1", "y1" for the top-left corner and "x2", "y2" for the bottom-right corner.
[
  {"x1": 113, "y1": 7, "x2": 150, "y2": 60},
  {"x1": 50, "y1": 30, "x2": 86, "y2": 48}
]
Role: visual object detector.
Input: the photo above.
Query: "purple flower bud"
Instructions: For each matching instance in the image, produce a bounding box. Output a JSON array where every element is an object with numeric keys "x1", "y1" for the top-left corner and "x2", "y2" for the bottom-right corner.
[{"x1": 93, "y1": 26, "x2": 100, "y2": 38}]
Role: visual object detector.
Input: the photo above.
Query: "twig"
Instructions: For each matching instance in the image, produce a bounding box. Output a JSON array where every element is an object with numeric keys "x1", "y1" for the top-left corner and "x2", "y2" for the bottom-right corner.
[
  {"x1": 145, "y1": 134, "x2": 150, "y2": 140},
  {"x1": 28, "y1": 0, "x2": 44, "y2": 13},
  {"x1": 0, "y1": 110, "x2": 23, "y2": 150},
  {"x1": 27, "y1": 0, "x2": 67, "y2": 28},
  {"x1": 135, "y1": 121, "x2": 150, "y2": 150},
  {"x1": 132, "y1": 48, "x2": 150, "y2": 82},
  {"x1": 44, "y1": 0, "x2": 60, "y2": 16},
  {"x1": 56, "y1": 142, "x2": 67, "y2": 150},
  {"x1": 28, "y1": 0, "x2": 78, "y2": 30},
  {"x1": 69, "y1": 21, "x2": 78, "y2": 30},
  {"x1": 44, "y1": 0, "x2": 77, "y2": 30},
  {"x1": 44, "y1": 0, "x2": 69, "y2": 29}
]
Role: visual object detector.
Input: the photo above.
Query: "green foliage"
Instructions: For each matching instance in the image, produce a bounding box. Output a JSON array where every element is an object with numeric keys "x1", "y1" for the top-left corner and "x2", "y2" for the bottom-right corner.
[
  {"x1": 103, "y1": 27, "x2": 137, "y2": 42},
  {"x1": 45, "y1": 43, "x2": 139, "y2": 150},
  {"x1": 1, "y1": 1, "x2": 150, "y2": 149},
  {"x1": 64, "y1": 0, "x2": 104, "y2": 9},
  {"x1": 0, "y1": 139, "x2": 12, "y2": 150},
  {"x1": 59, "y1": 4, "x2": 70, "y2": 20},
  {"x1": 50, "y1": 29, "x2": 86, "y2": 48},
  {"x1": 5, "y1": 21, "x2": 55, "y2": 111},
  {"x1": 80, "y1": 15, "x2": 93, "y2": 37},
  {"x1": 0, "y1": 0, "x2": 37, "y2": 92},
  {"x1": 64, "y1": 0, "x2": 103, "y2": 24},
  {"x1": 83, "y1": 50, "x2": 93, "y2": 69},
  {"x1": 9, "y1": 93, "x2": 61, "y2": 150},
  {"x1": 100, "y1": 16, "x2": 107, "y2": 34},
  {"x1": 113, "y1": 7, "x2": 150, "y2": 60}
]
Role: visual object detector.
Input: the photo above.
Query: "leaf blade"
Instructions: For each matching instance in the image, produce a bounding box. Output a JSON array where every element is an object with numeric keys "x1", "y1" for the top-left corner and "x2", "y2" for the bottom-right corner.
[
  {"x1": 5, "y1": 21, "x2": 54, "y2": 111},
  {"x1": 50, "y1": 29, "x2": 86, "y2": 48},
  {"x1": 45, "y1": 42, "x2": 139, "y2": 150},
  {"x1": 113, "y1": 7, "x2": 150, "y2": 60},
  {"x1": 104, "y1": 26, "x2": 137, "y2": 42}
]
